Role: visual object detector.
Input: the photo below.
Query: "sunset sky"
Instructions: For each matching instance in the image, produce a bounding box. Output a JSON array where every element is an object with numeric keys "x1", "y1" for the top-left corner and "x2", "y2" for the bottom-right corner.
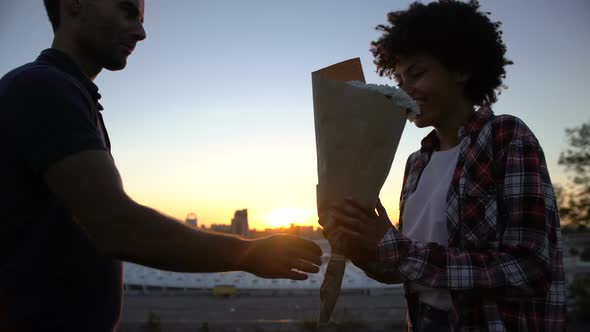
[{"x1": 1, "y1": 1, "x2": 588, "y2": 230}]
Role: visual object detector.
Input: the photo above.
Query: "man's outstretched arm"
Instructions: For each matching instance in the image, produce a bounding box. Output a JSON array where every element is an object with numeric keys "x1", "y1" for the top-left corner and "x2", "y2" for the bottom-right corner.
[{"x1": 44, "y1": 150, "x2": 322, "y2": 279}]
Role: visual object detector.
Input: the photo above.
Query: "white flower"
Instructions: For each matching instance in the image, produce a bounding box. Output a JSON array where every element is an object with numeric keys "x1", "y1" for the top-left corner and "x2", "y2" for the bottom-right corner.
[{"x1": 346, "y1": 80, "x2": 421, "y2": 122}]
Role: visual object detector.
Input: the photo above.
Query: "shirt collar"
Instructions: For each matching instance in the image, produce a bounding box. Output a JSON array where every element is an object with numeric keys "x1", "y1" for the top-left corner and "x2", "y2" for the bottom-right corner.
[
  {"x1": 36, "y1": 48, "x2": 103, "y2": 110},
  {"x1": 420, "y1": 105, "x2": 495, "y2": 152}
]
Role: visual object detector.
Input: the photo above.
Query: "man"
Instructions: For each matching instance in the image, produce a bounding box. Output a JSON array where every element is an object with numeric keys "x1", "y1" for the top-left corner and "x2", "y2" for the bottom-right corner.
[{"x1": 0, "y1": 0, "x2": 322, "y2": 330}]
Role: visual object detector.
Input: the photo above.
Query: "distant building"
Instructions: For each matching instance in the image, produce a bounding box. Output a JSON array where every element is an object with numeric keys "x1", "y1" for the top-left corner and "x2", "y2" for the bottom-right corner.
[
  {"x1": 210, "y1": 224, "x2": 232, "y2": 233},
  {"x1": 185, "y1": 212, "x2": 198, "y2": 228},
  {"x1": 231, "y1": 209, "x2": 249, "y2": 236},
  {"x1": 290, "y1": 224, "x2": 315, "y2": 238}
]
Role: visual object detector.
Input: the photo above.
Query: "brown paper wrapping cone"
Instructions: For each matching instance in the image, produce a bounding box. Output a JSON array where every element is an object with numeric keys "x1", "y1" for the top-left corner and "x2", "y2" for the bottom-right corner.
[{"x1": 312, "y1": 58, "x2": 406, "y2": 325}]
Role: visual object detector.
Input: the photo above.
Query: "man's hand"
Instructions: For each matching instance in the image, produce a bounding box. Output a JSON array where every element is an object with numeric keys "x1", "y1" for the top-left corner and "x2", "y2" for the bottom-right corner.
[
  {"x1": 240, "y1": 235, "x2": 323, "y2": 280},
  {"x1": 43, "y1": 150, "x2": 319, "y2": 275},
  {"x1": 322, "y1": 197, "x2": 393, "y2": 262}
]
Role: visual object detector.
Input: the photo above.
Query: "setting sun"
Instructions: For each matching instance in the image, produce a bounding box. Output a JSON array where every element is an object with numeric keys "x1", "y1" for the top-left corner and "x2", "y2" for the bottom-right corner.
[{"x1": 267, "y1": 208, "x2": 307, "y2": 228}]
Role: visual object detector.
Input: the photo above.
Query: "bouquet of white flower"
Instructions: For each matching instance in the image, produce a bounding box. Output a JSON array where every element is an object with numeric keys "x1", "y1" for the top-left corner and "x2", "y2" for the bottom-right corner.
[{"x1": 312, "y1": 58, "x2": 418, "y2": 325}]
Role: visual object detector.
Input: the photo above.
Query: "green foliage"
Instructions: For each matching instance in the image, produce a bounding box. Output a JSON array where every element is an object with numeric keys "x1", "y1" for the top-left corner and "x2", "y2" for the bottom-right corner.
[
  {"x1": 197, "y1": 322, "x2": 210, "y2": 332},
  {"x1": 558, "y1": 121, "x2": 590, "y2": 230},
  {"x1": 301, "y1": 309, "x2": 367, "y2": 332},
  {"x1": 142, "y1": 310, "x2": 161, "y2": 332},
  {"x1": 334, "y1": 307, "x2": 367, "y2": 331},
  {"x1": 568, "y1": 276, "x2": 590, "y2": 321},
  {"x1": 301, "y1": 317, "x2": 319, "y2": 331}
]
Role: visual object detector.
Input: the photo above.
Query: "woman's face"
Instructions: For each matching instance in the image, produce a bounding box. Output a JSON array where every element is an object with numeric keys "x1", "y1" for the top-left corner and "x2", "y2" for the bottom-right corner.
[{"x1": 394, "y1": 54, "x2": 469, "y2": 129}]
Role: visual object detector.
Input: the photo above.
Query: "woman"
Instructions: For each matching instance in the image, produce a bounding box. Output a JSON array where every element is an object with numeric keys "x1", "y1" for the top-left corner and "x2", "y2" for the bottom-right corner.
[{"x1": 323, "y1": 1, "x2": 566, "y2": 331}]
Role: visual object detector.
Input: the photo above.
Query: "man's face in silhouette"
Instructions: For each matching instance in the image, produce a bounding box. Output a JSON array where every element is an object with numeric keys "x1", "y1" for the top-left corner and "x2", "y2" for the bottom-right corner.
[{"x1": 71, "y1": 0, "x2": 146, "y2": 71}]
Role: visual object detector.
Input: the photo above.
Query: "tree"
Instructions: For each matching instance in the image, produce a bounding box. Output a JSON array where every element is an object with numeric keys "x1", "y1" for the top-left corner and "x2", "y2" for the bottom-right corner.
[
  {"x1": 581, "y1": 244, "x2": 590, "y2": 262},
  {"x1": 568, "y1": 276, "x2": 590, "y2": 321},
  {"x1": 558, "y1": 121, "x2": 590, "y2": 231}
]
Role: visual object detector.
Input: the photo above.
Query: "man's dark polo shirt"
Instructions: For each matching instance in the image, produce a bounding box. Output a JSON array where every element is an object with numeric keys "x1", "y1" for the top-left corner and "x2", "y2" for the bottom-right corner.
[{"x1": 0, "y1": 49, "x2": 122, "y2": 331}]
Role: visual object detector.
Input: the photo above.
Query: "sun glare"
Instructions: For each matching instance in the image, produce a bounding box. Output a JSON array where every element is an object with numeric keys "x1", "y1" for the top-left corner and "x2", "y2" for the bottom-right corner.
[{"x1": 267, "y1": 208, "x2": 306, "y2": 228}]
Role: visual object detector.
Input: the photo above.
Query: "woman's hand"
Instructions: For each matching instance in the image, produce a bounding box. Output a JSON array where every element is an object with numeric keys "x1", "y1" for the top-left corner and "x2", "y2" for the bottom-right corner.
[{"x1": 322, "y1": 197, "x2": 393, "y2": 263}]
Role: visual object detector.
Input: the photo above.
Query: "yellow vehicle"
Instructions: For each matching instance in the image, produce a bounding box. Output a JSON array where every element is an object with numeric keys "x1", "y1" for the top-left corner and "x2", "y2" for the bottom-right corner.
[{"x1": 213, "y1": 285, "x2": 237, "y2": 297}]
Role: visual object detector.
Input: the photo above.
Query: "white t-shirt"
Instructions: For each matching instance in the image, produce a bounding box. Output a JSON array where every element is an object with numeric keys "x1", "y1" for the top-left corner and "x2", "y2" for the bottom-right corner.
[{"x1": 401, "y1": 143, "x2": 461, "y2": 310}]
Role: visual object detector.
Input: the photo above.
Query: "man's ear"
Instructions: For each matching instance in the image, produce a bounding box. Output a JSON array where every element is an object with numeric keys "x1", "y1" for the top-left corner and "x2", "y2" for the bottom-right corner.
[{"x1": 65, "y1": 0, "x2": 82, "y2": 16}]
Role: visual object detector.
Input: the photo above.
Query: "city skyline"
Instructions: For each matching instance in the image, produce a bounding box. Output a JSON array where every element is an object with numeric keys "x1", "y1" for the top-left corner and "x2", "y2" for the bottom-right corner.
[
  {"x1": 1, "y1": 1, "x2": 589, "y2": 230},
  {"x1": 184, "y1": 209, "x2": 323, "y2": 236}
]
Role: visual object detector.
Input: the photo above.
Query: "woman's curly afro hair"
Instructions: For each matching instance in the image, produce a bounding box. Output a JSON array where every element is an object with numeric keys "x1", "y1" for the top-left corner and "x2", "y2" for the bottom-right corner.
[{"x1": 370, "y1": 0, "x2": 513, "y2": 106}]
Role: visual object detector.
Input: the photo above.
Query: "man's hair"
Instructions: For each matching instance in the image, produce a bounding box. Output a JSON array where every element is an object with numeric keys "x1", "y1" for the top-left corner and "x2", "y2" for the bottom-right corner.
[
  {"x1": 370, "y1": 0, "x2": 513, "y2": 106},
  {"x1": 43, "y1": 0, "x2": 61, "y2": 32}
]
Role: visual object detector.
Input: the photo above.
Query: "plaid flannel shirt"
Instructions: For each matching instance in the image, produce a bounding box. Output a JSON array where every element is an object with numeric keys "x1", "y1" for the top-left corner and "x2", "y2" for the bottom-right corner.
[{"x1": 371, "y1": 106, "x2": 566, "y2": 331}]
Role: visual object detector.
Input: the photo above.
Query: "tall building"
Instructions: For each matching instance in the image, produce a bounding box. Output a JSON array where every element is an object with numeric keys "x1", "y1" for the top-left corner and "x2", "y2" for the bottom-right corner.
[
  {"x1": 185, "y1": 212, "x2": 198, "y2": 228},
  {"x1": 231, "y1": 209, "x2": 248, "y2": 236}
]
